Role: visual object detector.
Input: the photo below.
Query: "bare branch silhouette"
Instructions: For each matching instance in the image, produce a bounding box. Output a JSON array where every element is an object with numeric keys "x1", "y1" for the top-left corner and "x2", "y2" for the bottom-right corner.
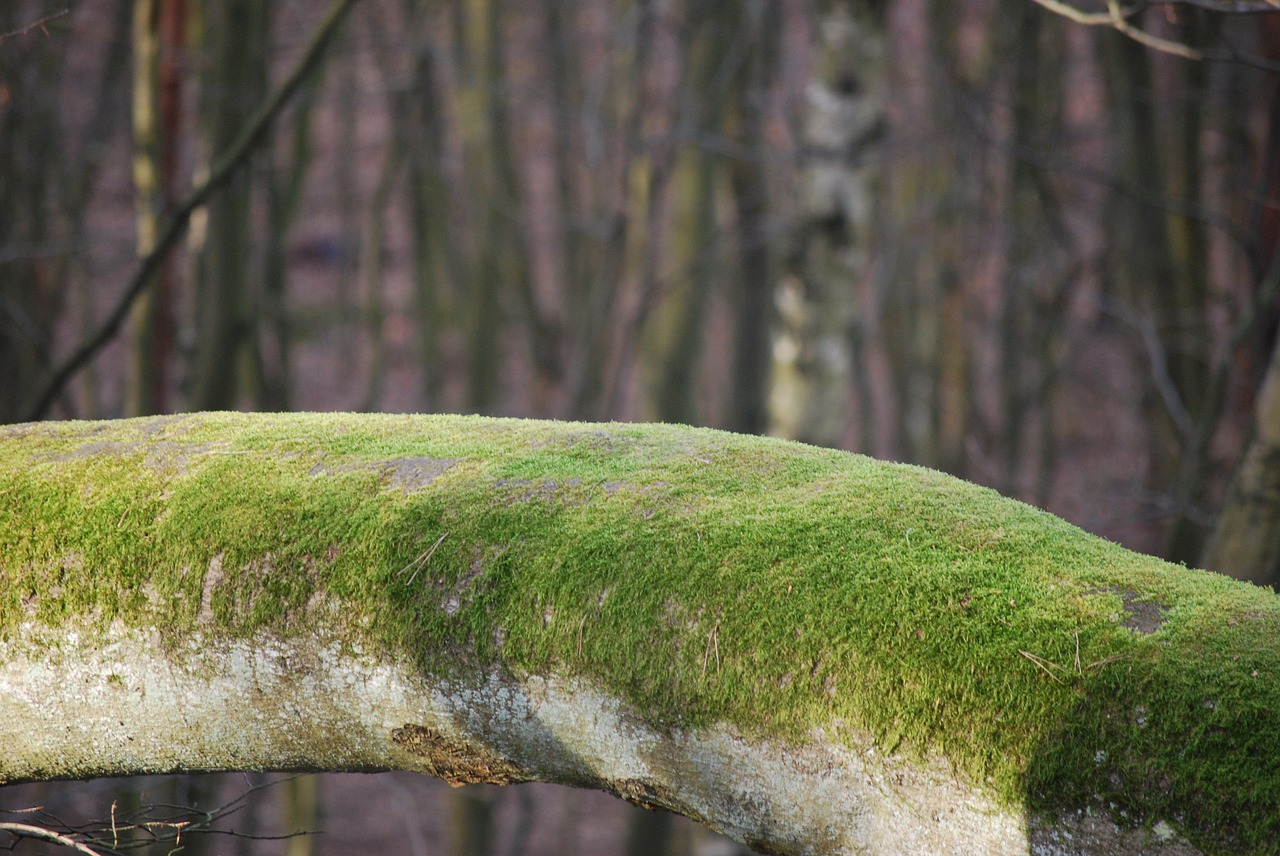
[
  {"x1": 22, "y1": 0, "x2": 361, "y2": 422},
  {"x1": 0, "y1": 8, "x2": 69, "y2": 46}
]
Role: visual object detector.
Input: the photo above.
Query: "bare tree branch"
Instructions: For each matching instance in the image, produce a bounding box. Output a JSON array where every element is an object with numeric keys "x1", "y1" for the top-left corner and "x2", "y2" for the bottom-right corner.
[
  {"x1": 1027, "y1": 0, "x2": 1204, "y2": 58},
  {"x1": 1029, "y1": 0, "x2": 1280, "y2": 68},
  {"x1": 0, "y1": 822, "x2": 106, "y2": 856},
  {"x1": 21, "y1": 0, "x2": 361, "y2": 423},
  {"x1": 0, "y1": 8, "x2": 69, "y2": 45},
  {"x1": 1162, "y1": 0, "x2": 1280, "y2": 11},
  {"x1": 1027, "y1": 0, "x2": 1144, "y2": 25}
]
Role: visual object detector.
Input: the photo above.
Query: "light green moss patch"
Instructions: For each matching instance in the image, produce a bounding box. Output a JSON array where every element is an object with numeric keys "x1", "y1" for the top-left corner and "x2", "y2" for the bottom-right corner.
[{"x1": 2, "y1": 412, "x2": 1279, "y2": 852}]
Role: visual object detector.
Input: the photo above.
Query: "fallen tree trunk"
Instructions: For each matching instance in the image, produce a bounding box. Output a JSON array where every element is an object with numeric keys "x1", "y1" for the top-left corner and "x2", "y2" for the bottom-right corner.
[{"x1": 1, "y1": 413, "x2": 1277, "y2": 855}]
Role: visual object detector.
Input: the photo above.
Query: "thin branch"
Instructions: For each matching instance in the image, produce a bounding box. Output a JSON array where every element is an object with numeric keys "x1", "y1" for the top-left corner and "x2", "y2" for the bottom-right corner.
[
  {"x1": 0, "y1": 8, "x2": 69, "y2": 45},
  {"x1": 1027, "y1": 0, "x2": 1144, "y2": 25},
  {"x1": 1105, "y1": 0, "x2": 1205, "y2": 59},
  {"x1": 1029, "y1": 0, "x2": 1280, "y2": 69},
  {"x1": 0, "y1": 822, "x2": 106, "y2": 856},
  {"x1": 22, "y1": 0, "x2": 361, "y2": 423},
  {"x1": 1159, "y1": 0, "x2": 1280, "y2": 11},
  {"x1": 1028, "y1": 0, "x2": 1206, "y2": 59},
  {"x1": 1097, "y1": 295, "x2": 1196, "y2": 445},
  {"x1": 399, "y1": 532, "x2": 448, "y2": 584},
  {"x1": 1025, "y1": 0, "x2": 1280, "y2": 20}
]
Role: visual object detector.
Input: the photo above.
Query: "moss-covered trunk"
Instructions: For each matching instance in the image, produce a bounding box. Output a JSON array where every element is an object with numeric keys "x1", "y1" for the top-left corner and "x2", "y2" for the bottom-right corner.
[{"x1": 2, "y1": 413, "x2": 1279, "y2": 854}]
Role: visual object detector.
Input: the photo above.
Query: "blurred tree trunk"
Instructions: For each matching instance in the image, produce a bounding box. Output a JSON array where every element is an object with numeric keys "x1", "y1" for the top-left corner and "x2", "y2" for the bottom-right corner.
[
  {"x1": 467, "y1": 0, "x2": 517, "y2": 414},
  {"x1": 283, "y1": 774, "x2": 320, "y2": 856},
  {"x1": 769, "y1": 0, "x2": 886, "y2": 449},
  {"x1": 504, "y1": 0, "x2": 569, "y2": 415},
  {"x1": 402, "y1": 0, "x2": 523, "y2": 414},
  {"x1": 643, "y1": 2, "x2": 732, "y2": 426},
  {"x1": 993, "y1": 0, "x2": 1074, "y2": 503},
  {"x1": 128, "y1": 0, "x2": 185, "y2": 417},
  {"x1": 601, "y1": 0, "x2": 684, "y2": 419},
  {"x1": 878, "y1": 0, "x2": 974, "y2": 471},
  {"x1": 624, "y1": 808, "x2": 674, "y2": 856},
  {"x1": 66, "y1": 9, "x2": 134, "y2": 420},
  {"x1": 1100, "y1": 20, "x2": 1216, "y2": 563},
  {"x1": 1159, "y1": 11, "x2": 1217, "y2": 564},
  {"x1": 258, "y1": 90, "x2": 319, "y2": 412},
  {"x1": 564, "y1": 0, "x2": 661, "y2": 420},
  {"x1": 1201, "y1": 19, "x2": 1280, "y2": 588},
  {"x1": 726, "y1": 0, "x2": 780, "y2": 436},
  {"x1": 452, "y1": 788, "x2": 494, "y2": 856},
  {"x1": 334, "y1": 28, "x2": 361, "y2": 354},
  {"x1": 402, "y1": 0, "x2": 453, "y2": 411},
  {"x1": 360, "y1": 142, "x2": 404, "y2": 412},
  {"x1": 189, "y1": 0, "x2": 270, "y2": 411},
  {"x1": 0, "y1": 6, "x2": 69, "y2": 422},
  {"x1": 645, "y1": 152, "x2": 719, "y2": 425},
  {"x1": 1201, "y1": 332, "x2": 1280, "y2": 588}
]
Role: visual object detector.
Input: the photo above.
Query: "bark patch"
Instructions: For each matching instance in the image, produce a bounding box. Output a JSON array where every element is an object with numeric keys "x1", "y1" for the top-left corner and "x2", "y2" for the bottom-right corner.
[
  {"x1": 390, "y1": 724, "x2": 526, "y2": 786},
  {"x1": 1118, "y1": 589, "x2": 1166, "y2": 634},
  {"x1": 309, "y1": 456, "x2": 457, "y2": 491}
]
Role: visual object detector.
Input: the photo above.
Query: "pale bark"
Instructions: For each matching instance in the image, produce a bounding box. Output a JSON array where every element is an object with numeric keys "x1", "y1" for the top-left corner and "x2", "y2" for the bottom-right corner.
[
  {"x1": 769, "y1": 1, "x2": 886, "y2": 449},
  {"x1": 4, "y1": 413, "x2": 1279, "y2": 854}
]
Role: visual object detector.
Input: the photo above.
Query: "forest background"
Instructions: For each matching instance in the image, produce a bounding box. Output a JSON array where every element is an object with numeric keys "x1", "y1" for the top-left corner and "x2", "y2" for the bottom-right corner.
[{"x1": 2, "y1": 0, "x2": 1279, "y2": 853}]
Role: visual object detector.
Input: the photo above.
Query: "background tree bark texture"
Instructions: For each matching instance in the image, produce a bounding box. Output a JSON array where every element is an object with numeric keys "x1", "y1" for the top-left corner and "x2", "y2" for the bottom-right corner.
[
  {"x1": 1202, "y1": 333, "x2": 1280, "y2": 587},
  {"x1": 4, "y1": 413, "x2": 1280, "y2": 855}
]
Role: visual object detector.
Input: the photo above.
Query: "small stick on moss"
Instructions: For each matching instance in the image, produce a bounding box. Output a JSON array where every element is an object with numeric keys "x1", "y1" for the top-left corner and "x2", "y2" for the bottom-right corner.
[
  {"x1": 1019, "y1": 649, "x2": 1067, "y2": 684},
  {"x1": 1073, "y1": 631, "x2": 1081, "y2": 675},
  {"x1": 702, "y1": 622, "x2": 721, "y2": 679},
  {"x1": 399, "y1": 533, "x2": 448, "y2": 585}
]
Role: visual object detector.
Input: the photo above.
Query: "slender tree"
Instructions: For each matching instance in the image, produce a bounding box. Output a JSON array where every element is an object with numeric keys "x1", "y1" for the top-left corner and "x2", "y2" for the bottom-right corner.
[{"x1": 188, "y1": 0, "x2": 270, "y2": 411}]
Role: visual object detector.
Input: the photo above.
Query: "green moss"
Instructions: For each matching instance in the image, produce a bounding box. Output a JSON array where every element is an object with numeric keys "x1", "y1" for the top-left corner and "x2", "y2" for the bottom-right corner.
[{"x1": 2, "y1": 412, "x2": 1279, "y2": 852}]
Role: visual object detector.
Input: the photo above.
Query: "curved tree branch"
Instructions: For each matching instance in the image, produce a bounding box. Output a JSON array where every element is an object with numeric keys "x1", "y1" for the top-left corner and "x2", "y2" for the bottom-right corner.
[
  {"x1": 3, "y1": 413, "x2": 1280, "y2": 854},
  {"x1": 1027, "y1": 0, "x2": 1204, "y2": 59},
  {"x1": 0, "y1": 822, "x2": 107, "y2": 856},
  {"x1": 1029, "y1": 0, "x2": 1280, "y2": 69},
  {"x1": 0, "y1": 8, "x2": 70, "y2": 45},
  {"x1": 22, "y1": 0, "x2": 360, "y2": 423}
]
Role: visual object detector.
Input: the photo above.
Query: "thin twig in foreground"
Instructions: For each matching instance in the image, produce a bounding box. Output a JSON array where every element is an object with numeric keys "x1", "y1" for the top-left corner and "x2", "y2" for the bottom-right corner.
[
  {"x1": 0, "y1": 822, "x2": 105, "y2": 856},
  {"x1": 0, "y1": 8, "x2": 69, "y2": 45}
]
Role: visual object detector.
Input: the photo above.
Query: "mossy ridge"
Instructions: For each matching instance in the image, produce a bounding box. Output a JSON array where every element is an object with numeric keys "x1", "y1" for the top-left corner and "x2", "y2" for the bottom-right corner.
[{"x1": 1, "y1": 412, "x2": 1278, "y2": 852}]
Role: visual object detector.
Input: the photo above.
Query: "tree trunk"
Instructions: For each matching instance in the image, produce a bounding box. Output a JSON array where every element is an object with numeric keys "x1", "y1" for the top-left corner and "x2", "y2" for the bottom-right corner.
[
  {"x1": 1201, "y1": 333, "x2": 1280, "y2": 587},
  {"x1": 769, "y1": 0, "x2": 886, "y2": 449},
  {"x1": 189, "y1": 0, "x2": 270, "y2": 411},
  {"x1": 0, "y1": 5, "x2": 72, "y2": 422},
  {"x1": 4, "y1": 412, "x2": 1279, "y2": 854},
  {"x1": 726, "y1": 1, "x2": 780, "y2": 436},
  {"x1": 127, "y1": 0, "x2": 185, "y2": 418}
]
